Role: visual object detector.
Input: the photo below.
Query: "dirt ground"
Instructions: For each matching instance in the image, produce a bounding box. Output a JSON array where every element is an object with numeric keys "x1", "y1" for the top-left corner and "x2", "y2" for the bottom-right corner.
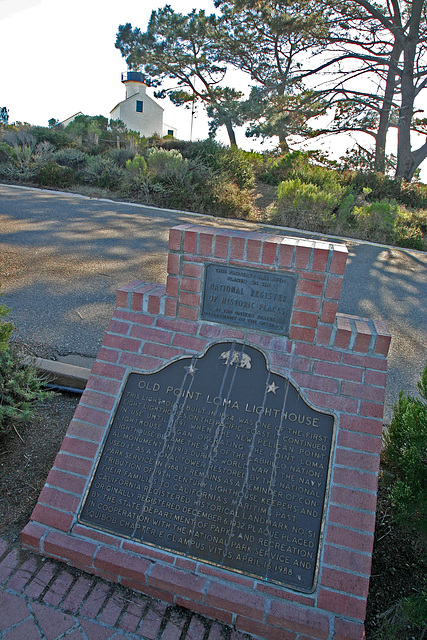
[{"x1": 0, "y1": 391, "x2": 425, "y2": 640}]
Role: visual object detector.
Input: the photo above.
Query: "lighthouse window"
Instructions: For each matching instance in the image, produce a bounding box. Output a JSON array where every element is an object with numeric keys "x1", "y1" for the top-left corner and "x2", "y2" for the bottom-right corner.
[{"x1": 136, "y1": 100, "x2": 143, "y2": 113}]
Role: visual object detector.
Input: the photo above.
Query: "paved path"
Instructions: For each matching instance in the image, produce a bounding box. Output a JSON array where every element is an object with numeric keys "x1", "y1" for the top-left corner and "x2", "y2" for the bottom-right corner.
[
  {"x1": 1, "y1": 184, "x2": 426, "y2": 423},
  {"x1": 0, "y1": 538, "x2": 251, "y2": 640}
]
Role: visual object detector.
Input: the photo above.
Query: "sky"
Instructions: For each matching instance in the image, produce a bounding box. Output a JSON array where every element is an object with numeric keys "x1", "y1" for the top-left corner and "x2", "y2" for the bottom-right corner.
[{"x1": 1, "y1": 0, "x2": 426, "y2": 180}]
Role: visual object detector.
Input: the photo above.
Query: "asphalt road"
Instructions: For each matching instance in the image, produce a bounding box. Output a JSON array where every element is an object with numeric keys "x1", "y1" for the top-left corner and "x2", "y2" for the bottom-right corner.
[{"x1": 1, "y1": 183, "x2": 426, "y2": 423}]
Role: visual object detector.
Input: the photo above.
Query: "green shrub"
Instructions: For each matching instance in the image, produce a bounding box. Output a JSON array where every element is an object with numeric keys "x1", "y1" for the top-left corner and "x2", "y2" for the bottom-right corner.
[
  {"x1": 347, "y1": 172, "x2": 403, "y2": 202},
  {"x1": 352, "y1": 199, "x2": 426, "y2": 249},
  {"x1": 336, "y1": 192, "x2": 356, "y2": 228},
  {"x1": 0, "y1": 291, "x2": 13, "y2": 352},
  {"x1": 0, "y1": 141, "x2": 10, "y2": 164},
  {"x1": 0, "y1": 297, "x2": 49, "y2": 436},
  {"x1": 28, "y1": 126, "x2": 71, "y2": 149},
  {"x1": 149, "y1": 158, "x2": 213, "y2": 213},
  {"x1": 109, "y1": 148, "x2": 135, "y2": 168},
  {"x1": 126, "y1": 154, "x2": 147, "y2": 174},
  {"x1": 348, "y1": 171, "x2": 427, "y2": 209},
  {"x1": 352, "y1": 198, "x2": 398, "y2": 242},
  {"x1": 146, "y1": 148, "x2": 186, "y2": 177},
  {"x1": 259, "y1": 150, "x2": 334, "y2": 186},
  {"x1": 0, "y1": 346, "x2": 50, "y2": 436},
  {"x1": 290, "y1": 163, "x2": 345, "y2": 193},
  {"x1": 374, "y1": 587, "x2": 427, "y2": 640},
  {"x1": 400, "y1": 181, "x2": 427, "y2": 210},
  {"x1": 259, "y1": 150, "x2": 306, "y2": 185},
  {"x1": 410, "y1": 207, "x2": 427, "y2": 235},
  {"x1": 120, "y1": 173, "x2": 152, "y2": 200},
  {"x1": 217, "y1": 146, "x2": 255, "y2": 189},
  {"x1": 140, "y1": 149, "x2": 253, "y2": 218},
  {"x1": 382, "y1": 364, "x2": 427, "y2": 532},
  {"x1": 393, "y1": 218, "x2": 425, "y2": 250},
  {"x1": 37, "y1": 161, "x2": 75, "y2": 188},
  {"x1": 160, "y1": 138, "x2": 221, "y2": 168},
  {"x1": 162, "y1": 139, "x2": 258, "y2": 189},
  {"x1": 289, "y1": 180, "x2": 342, "y2": 212},
  {"x1": 78, "y1": 156, "x2": 125, "y2": 190},
  {"x1": 208, "y1": 175, "x2": 253, "y2": 219},
  {"x1": 0, "y1": 135, "x2": 54, "y2": 182},
  {"x1": 272, "y1": 178, "x2": 343, "y2": 232},
  {"x1": 53, "y1": 148, "x2": 87, "y2": 170}
]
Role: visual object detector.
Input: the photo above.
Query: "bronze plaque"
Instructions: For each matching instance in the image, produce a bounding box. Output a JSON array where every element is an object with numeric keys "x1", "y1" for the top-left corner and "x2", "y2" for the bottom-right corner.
[
  {"x1": 202, "y1": 264, "x2": 297, "y2": 335},
  {"x1": 79, "y1": 342, "x2": 335, "y2": 592}
]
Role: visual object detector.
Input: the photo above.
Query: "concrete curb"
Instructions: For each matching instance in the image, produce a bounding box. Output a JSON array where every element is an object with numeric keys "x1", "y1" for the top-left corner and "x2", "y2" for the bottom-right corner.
[{"x1": 28, "y1": 357, "x2": 92, "y2": 391}]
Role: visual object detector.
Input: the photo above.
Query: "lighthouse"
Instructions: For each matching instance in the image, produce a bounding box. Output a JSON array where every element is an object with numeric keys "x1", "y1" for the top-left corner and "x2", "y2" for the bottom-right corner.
[{"x1": 110, "y1": 72, "x2": 176, "y2": 138}]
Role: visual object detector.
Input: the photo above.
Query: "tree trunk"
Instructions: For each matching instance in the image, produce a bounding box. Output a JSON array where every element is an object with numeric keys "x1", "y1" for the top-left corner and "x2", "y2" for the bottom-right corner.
[
  {"x1": 374, "y1": 40, "x2": 402, "y2": 173},
  {"x1": 398, "y1": 139, "x2": 427, "y2": 181},
  {"x1": 395, "y1": 0, "x2": 424, "y2": 181},
  {"x1": 395, "y1": 56, "x2": 416, "y2": 180},
  {"x1": 278, "y1": 132, "x2": 290, "y2": 153},
  {"x1": 224, "y1": 119, "x2": 237, "y2": 146}
]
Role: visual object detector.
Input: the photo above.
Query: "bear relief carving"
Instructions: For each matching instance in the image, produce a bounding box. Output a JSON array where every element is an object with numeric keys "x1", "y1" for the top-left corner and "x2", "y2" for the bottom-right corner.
[{"x1": 219, "y1": 350, "x2": 251, "y2": 369}]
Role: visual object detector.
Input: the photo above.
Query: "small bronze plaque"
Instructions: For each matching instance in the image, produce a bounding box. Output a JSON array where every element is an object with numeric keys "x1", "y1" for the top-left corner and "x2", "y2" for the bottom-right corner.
[
  {"x1": 202, "y1": 264, "x2": 297, "y2": 335},
  {"x1": 79, "y1": 342, "x2": 335, "y2": 592}
]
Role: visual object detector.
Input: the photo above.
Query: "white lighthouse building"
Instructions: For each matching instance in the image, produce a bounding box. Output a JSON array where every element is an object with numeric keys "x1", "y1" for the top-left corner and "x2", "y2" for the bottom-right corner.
[{"x1": 110, "y1": 72, "x2": 177, "y2": 138}]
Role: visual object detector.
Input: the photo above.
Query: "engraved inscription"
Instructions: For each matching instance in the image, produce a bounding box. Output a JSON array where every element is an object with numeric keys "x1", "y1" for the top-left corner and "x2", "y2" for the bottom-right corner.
[
  {"x1": 79, "y1": 342, "x2": 335, "y2": 592},
  {"x1": 202, "y1": 265, "x2": 297, "y2": 335}
]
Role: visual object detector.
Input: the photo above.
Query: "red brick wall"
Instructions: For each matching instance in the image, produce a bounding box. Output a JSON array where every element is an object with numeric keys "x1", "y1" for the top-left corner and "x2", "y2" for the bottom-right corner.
[{"x1": 22, "y1": 224, "x2": 391, "y2": 640}]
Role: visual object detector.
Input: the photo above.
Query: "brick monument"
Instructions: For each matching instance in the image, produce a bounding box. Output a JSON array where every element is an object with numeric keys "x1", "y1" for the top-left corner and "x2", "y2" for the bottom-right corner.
[{"x1": 22, "y1": 224, "x2": 391, "y2": 640}]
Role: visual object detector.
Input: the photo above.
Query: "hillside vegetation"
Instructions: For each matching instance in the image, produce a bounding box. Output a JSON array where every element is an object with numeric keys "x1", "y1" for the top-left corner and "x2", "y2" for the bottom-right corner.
[{"x1": 0, "y1": 120, "x2": 426, "y2": 250}]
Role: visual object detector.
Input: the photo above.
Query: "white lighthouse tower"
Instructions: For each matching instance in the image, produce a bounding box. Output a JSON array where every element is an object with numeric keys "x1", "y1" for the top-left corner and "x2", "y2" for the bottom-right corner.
[{"x1": 110, "y1": 72, "x2": 176, "y2": 138}]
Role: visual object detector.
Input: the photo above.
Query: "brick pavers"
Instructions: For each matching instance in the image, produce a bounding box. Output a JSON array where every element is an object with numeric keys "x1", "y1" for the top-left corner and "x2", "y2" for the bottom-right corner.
[{"x1": 0, "y1": 539, "x2": 254, "y2": 640}]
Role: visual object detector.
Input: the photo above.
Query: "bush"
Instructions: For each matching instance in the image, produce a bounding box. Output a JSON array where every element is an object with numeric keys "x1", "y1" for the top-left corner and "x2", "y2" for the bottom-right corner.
[
  {"x1": 0, "y1": 296, "x2": 50, "y2": 437},
  {"x1": 120, "y1": 172, "x2": 152, "y2": 201},
  {"x1": 132, "y1": 147, "x2": 253, "y2": 218},
  {"x1": 374, "y1": 588, "x2": 427, "y2": 640},
  {"x1": 146, "y1": 148, "x2": 186, "y2": 177},
  {"x1": 53, "y1": 148, "x2": 87, "y2": 170},
  {"x1": 28, "y1": 126, "x2": 71, "y2": 150},
  {"x1": 352, "y1": 199, "x2": 425, "y2": 249},
  {"x1": 335, "y1": 192, "x2": 356, "y2": 230},
  {"x1": 352, "y1": 198, "x2": 398, "y2": 242},
  {"x1": 382, "y1": 364, "x2": 427, "y2": 532},
  {"x1": 0, "y1": 291, "x2": 13, "y2": 352},
  {"x1": 348, "y1": 171, "x2": 427, "y2": 209},
  {"x1": 217, "y1": 146, "x2": 255, "y2": 189},
  {"x1": 208, "y1": 175, "x2": 253, "y2": 219},
  {"x1": 290, "y1": 163, "x2": 345, "y2": 192},
  {"x1": 78, "y1": 155, "x2": 125, "y2": 190},
  {"x1": 393, "y1": 215, "x2": 425, "y2": 250},
  {"x1": 37, "y1": 161, "x2": 75, "y2": 188},
  {"x1": 159, "y1": 137, "x2": 221, "y2": 168},
  {"x1": 126, "y1": 154, "x2": 147, "y2": 174},
  {"x1": 272, "y1": 177, "x2": 343, "y2": 232},
  {"x1": 161, "y1": 139, "x2": 258, "y2": 189},
  {"x1": 0, "y1": 346, "x2": 50, "y2": 436},
  {"x1": 400, "y1": 181, "x2": 427, "y2": 210},
  {"x1": 0, "y1": 135, "x2": 54, "y2": 182},
  {"x1": 149, "y1": 158, "x2": 213, "y2": 213},
  {"x1": 108, "y1": 148, "x2": 135, "y2": 168},
  {"x1": 259, "y1": 150, "x2": 306, "y2": 185},
  {"x1": 259, "y1": 150, "x2": 335, "y2": 186}
]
